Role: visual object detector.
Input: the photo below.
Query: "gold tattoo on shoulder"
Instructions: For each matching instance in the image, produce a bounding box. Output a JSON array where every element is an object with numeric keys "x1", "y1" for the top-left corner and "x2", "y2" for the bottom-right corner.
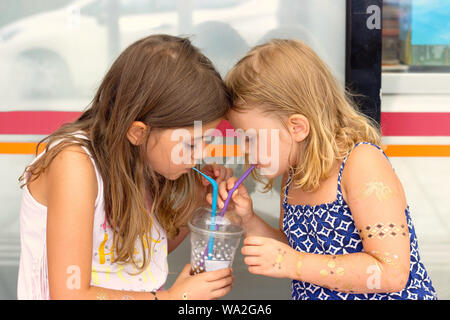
[{"x1": 359, "y1": 181, "x2": 394, "y2": 201}]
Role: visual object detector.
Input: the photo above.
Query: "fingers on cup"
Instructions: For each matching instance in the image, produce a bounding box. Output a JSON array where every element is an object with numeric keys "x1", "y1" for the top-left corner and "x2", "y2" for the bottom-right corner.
[
  {"x1": 212, "y1": 284, "x2": 233, "y2": 299},
  {"x1": 214, "y1": 274, "x2": 234, "y2": 290},
  {"x1": 205, "y1": 267, "x2": 232, "y2": 282},
  {"x1": 211, "y1": 274, "x2": 233, "y2": 299}
]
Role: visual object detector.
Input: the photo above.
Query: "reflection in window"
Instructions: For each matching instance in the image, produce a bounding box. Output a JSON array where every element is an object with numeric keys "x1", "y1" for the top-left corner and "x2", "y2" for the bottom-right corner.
[{"x1": 383, "y1": 0, "x2": 450, "y2": 72}]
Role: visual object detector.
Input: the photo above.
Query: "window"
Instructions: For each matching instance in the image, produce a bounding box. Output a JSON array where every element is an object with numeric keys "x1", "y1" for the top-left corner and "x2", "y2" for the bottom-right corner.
[
  {"x1": 121, "y1": 0, "x2": 176, "y2": 15},
  {"x1": 382, "y1": 0, "x2": 450, "y2": 94},
  {"x1": 80, "y1": 0, "x2": 104, "y2": 16},
  {"x1": 194, "y1": 0, "x2": 243, "y2": 10}
]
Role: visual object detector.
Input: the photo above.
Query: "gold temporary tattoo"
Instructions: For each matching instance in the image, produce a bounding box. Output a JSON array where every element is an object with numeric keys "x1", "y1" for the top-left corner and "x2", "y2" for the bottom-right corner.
[
  {"x1": 336, "y1": 267, "x2": 345, "y2": 276},
  {"x1": 319, "y1": 255, "x2": 345, "y2": 279},
  {"x1": 370, "y1": 251, "x2": 400, "y2": 268},
  {"x1": 296, "y1": 254, "x2": 303, "y2": 278},
  {"x1": 318, "y1": 255, "x2": 360, "y2": 293},
  {"x1": 359, "y1": 223, "x2": 407, "y2": 240},
  {"x1": 182, "y1": 292, "x2": 188, "y2": 300},
  {"x1": 359, "y1": 181, "x2": 394, "y2": 201},
  {"x1": 369, "y1": 250, "x2": 408, "y2": 289},
  {"x1": 327, "y1": 260, "x2": 336, "y2": 269},
  {"x1": 96, "y1": 288, "x2": 109, "y2": 300},
  {"x1": 273, "y1": 248, "x2": 286, "y2": 270}
]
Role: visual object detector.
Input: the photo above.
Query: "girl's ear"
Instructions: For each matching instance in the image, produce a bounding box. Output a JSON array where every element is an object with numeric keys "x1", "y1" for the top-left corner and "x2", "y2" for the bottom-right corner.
[
  {"x1": 287, "y1": 114, "x2": 309, "y2": 143},
  {"x1": 127, "y1": 121, "x2": 148, "y2": 146}
]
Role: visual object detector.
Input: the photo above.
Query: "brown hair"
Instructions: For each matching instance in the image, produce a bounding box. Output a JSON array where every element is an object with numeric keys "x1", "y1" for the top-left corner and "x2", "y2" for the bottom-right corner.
[
  {"x1": 20, "y1": 34, "x2": 231, "y2": 272},
  {"x1": 225, "y1": 39, "x2": 380, "y2": 192}
]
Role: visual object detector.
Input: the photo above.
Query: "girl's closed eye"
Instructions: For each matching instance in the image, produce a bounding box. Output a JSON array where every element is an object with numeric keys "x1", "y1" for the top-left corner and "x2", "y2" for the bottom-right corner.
[
  {"x1": 181, "y1": 137, "x2": 210, "y2": 163},
  {"x1": 184, "y1": 138, "x2": 205, "y2": 152},
  {"x1": 242, "y1": 135, "x2": 256, "y2": 153}
]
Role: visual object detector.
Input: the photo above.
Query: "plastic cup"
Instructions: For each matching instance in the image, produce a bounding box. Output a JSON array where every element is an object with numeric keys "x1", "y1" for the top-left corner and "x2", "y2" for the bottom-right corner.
[{"x1": 188, "y1": 207, "x2": 244, "y2": 275}]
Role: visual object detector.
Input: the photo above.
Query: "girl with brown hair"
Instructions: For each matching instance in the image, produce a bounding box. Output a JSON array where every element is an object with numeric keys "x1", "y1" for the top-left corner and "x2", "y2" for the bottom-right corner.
[{"x1": 17, "y1": 34, "x2": 234, "y2": 300}]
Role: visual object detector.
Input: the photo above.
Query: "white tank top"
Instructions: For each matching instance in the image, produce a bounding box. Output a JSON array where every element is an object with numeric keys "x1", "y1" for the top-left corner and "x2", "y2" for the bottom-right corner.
[{"x1": 17, "y1": 132, "x2": 168, "y2": 299}]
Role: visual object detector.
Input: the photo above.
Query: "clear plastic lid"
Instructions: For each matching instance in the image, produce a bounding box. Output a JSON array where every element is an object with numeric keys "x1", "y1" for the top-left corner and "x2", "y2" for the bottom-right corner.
[{"x1": 188, "y1": 207, "x2": 244, "y2": 238}]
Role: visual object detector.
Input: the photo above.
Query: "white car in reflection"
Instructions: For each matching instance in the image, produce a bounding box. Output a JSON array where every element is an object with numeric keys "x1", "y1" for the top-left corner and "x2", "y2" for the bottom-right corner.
[{"x1": 0, "y1": 0, "x2": 316, "y2": 98}]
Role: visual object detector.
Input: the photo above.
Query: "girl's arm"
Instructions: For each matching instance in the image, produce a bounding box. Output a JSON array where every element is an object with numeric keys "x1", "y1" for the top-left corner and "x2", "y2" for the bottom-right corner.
[
  {"x1": 240, "y1": 172, "x2": 290, "y2": 243},
  {"x1": 167, "y1": 226, "x2": 190, "y2": 254},
  {"x1": 241, "y1": 212, "x2": 288, "y2": 244},
  {"x1": 46, "y1": 146, "x2": 232, "y2": 300},
  {"x1": 46, "y1": 146, "x2": 161, "y2": 299},
  {"x1": 242, "y1": 145, "x2": 411, "y2": 294}
]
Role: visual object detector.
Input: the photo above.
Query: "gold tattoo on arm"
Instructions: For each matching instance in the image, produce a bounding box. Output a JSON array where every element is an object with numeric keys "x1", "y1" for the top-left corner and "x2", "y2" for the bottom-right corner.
[
  {"x1": 96, "y1": 288, "x2": 109, "y2": 300},
  {"x1": 296, "y1": 254, "x2": 303, "y2": 278},
  {"x1": 319, "y1": 256, "x2": 344, "y2": 278},
  {"x1": 370, "y1": 251, "x2": 400, "y2": 268},
  {"x1": 358, "y1": 223, "x2": 407, "y2": 240},
  {"x1": 318, "y1": 255, "x2": 354, "y2": 292},
  {"x1": 273, "y1": 248, "x2": 286, "y2": 270},
  {"x1": 369, "y1": 250, "x2": 408, "y2": 288},
  {"x1": 96, "y1": 288, "x2": 137, "y2": 300},
  {"x1": 359, "y1": 181, "x2": 394, "y2": 201}
]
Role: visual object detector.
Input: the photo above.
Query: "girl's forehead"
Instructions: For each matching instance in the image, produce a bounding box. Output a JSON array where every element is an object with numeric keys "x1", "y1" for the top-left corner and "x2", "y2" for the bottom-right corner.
[{"x1": 229, "y1": 108, "x2": 280, "y2": 127}]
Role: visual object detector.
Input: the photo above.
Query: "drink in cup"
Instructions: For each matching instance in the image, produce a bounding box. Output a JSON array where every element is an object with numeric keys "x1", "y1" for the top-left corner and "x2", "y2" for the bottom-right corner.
[{"x1": 188, "y1": 207, "x2": 244, "y2": 275}]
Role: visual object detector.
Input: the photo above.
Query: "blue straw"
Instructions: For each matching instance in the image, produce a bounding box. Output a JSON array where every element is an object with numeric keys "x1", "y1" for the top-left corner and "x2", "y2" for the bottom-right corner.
[{"x1": 192, "y1": 167, "x2": 217, "y2": 260}]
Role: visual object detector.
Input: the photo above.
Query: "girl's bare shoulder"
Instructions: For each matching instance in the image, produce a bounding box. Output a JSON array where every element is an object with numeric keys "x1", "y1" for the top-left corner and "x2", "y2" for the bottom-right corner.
[
  {"x1": 36, "y1": 145, "x2": 98, "y2": 207},
  {"x1": 341, "y1": 143, "x2": 404, "y2": 203}
]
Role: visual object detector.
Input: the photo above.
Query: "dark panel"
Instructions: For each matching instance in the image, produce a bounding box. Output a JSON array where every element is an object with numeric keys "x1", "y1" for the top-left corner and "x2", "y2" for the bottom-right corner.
[{"x1": 346, "y1": 0, "x2": 383, "y2": 124}]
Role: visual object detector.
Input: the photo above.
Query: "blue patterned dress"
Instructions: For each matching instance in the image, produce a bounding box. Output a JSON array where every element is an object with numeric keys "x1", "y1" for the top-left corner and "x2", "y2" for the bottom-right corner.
[{"x1": 282, "y1": 142, "x2": 437, "y2": 300}]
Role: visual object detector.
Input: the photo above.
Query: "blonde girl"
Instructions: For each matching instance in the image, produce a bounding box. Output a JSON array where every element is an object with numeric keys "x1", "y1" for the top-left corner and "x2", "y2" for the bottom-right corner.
[
  {"x1": 17, "y1": 34, "x2": 234, "y2": 300},
  {"x1": 209, "y1": 39, "x2": 437, "y2": 300}
]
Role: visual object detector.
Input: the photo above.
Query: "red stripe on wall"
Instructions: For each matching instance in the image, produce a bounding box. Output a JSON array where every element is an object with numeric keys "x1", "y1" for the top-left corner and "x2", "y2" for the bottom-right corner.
[
  {"x1": 381, "y1": 112, "x2": 450, "y2": 136},
  {"x1": 0, "y1": 111, "x2": 235, "y2": 136},
  {"x1": 1, "y1": 111, "x2": 450, "y2": 137},
  {"x1": 0, "y1": 111, "x2": 81, "y2": 135}
]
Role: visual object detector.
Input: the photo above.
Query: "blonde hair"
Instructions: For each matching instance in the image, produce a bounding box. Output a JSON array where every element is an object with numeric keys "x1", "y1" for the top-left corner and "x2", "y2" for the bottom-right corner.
[{"x1": 225, "y1": 39, "x2": 381, "y2": 192}]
